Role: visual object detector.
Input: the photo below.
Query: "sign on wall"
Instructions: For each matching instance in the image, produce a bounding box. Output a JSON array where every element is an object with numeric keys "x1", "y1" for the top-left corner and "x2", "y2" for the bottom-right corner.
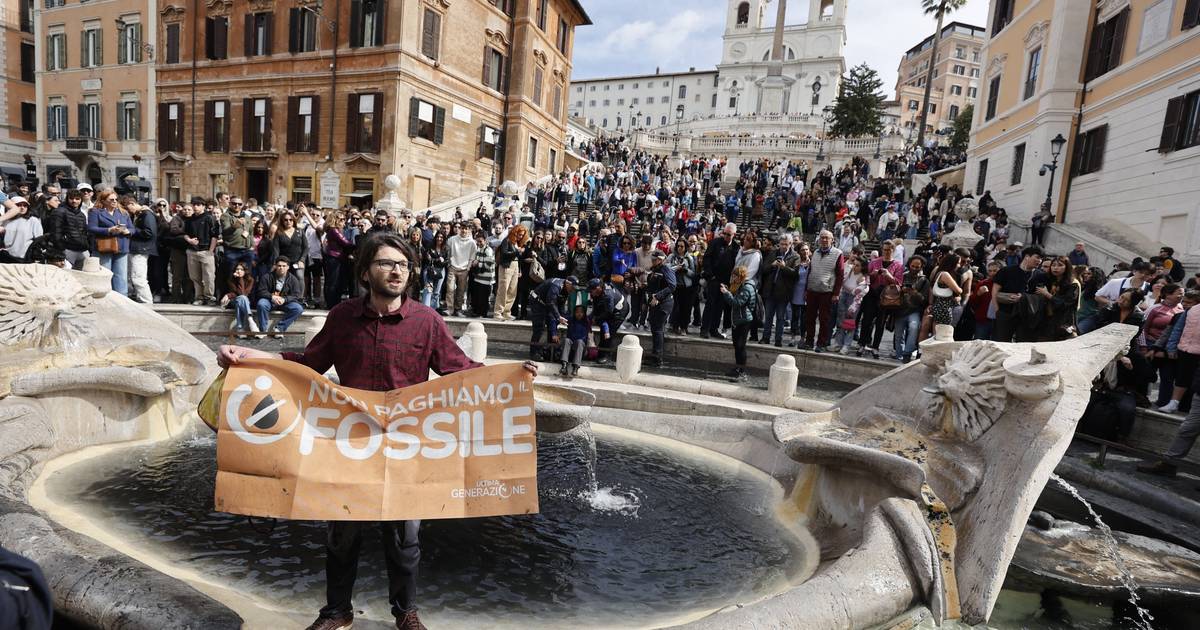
[{"x1": 319, "y1": 168, "x2": 339, "y2": 209}]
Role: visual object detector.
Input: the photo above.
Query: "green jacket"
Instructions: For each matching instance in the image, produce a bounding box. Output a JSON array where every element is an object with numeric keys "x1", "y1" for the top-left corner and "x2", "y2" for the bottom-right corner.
[{"x1": 722, "y1": 281, "x2": 758, "y2": 325}]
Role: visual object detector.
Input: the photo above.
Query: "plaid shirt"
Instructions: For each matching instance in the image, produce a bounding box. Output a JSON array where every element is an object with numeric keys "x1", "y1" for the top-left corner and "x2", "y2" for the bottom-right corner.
[{"x1": 282, "y1": 295, "x2": 481, "y2": 391}]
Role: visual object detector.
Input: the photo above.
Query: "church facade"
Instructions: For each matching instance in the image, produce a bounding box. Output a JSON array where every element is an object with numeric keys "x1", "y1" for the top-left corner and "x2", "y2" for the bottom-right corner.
[{"x1": 569, "y1": 0, "x2": 848, "y2": 134}]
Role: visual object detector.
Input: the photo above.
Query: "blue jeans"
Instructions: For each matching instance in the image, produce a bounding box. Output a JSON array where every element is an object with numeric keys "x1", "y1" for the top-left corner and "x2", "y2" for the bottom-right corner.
[
  {"x1": 421, "y1": 276, "x2": 445, "y2": 310},
  {"x1": 974, "y1": 319, "x2": 994, "y2": 341},
  {"x1": 99, "y1": 253, "x2": 129, "y2": 296},
  {"x1": 256, "y1": 298, "x2": 305, "y2": 333},
  {"x1": 232, "y1": 295, "x2": 252, "y2": 331},
  {"x1": 763, "y1": 298, "x2": 790, "y2": 345},
  {"x1": 892, "y1": 311, "x2": 921, "y2": 360},
  {"x1": 225, "y1": 248, "x2": 255, "y2": 271}
]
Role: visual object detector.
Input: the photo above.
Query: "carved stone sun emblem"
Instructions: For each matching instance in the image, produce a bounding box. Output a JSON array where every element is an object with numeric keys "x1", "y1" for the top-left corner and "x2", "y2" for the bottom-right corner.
[
  {"x1": 925, "y1": 342, "x2": 1007, "y2": 442},
  {"x1": 0, "y1": 265, "x2": 96, "y2": 349}
]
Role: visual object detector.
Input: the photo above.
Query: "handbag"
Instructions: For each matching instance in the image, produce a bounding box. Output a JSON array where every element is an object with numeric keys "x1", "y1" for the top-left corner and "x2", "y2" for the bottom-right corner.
[
  {"x1": 880, "y1": 284, "x2": 902, "y2": 309},
  {"x1": 529, "y1": 258, "x2": 545, "y2": 284},
  {"x1": 95, "y1": 236, "x2": 119, "y2": 254}
]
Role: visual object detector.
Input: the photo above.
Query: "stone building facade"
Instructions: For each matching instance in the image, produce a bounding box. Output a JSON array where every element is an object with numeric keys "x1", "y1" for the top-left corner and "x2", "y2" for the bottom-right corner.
[
  {"x1": 0, "y1": 0, "x2": 36, "y2": 182},
  {"x1": 894, "y1": 21, "x2": 986, "y2": 137},
  {"x1": 155, "y1": 0, "x2": 589, "y2": 210}
]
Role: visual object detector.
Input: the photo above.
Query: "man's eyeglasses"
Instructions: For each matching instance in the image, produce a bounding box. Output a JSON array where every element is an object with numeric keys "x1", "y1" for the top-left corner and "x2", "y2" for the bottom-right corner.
[
  {"x1": 372, "y1": 259, "x2": 412, "y2": 273},
  {"x1": 233, "y1": 202, "x2": 244, "y2": 207}
]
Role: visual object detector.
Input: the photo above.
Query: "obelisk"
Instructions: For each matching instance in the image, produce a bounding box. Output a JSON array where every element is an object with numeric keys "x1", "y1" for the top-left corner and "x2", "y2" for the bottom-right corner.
[{"x1": 758, "y1": 0, "x2": 789, "y2": 114}]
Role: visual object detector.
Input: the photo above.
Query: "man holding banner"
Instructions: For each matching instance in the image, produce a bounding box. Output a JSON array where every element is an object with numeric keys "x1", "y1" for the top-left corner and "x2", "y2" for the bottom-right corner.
[{"x1": 218, "y1": 232, "x2": 539, "y2": 630}]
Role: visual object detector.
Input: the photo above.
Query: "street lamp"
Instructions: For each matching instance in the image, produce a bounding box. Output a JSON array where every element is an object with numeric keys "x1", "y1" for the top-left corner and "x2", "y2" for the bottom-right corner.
[
  {"x1": 1040, "y1": 133, "x2": 1067, "y2": 215},
  {"x1": 628, "y1": 103, "x2": 634, "y2": 132},
  {"x1": 487, "y1": 129, "x2": 503, "y2": 193},
  {"x1": 810, "y1": 76, "x2": 822, "y2": 116},
  {"x1": 672, "y1": 104, "x2": 685, "y2": 157},
  {"x1": 816, "y1": 105, "x2": 834, "y2": 162}
]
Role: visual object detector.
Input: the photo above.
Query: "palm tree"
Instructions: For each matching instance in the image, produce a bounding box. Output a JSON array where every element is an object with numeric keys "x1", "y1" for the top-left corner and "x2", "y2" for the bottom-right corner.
[{"x1": 915, "y1": 0, "x2": 969, "y2": 152}]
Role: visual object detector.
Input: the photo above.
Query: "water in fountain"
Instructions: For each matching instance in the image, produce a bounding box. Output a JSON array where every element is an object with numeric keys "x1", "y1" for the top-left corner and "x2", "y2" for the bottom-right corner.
[
  {"x1": 1049, "y1": 473, "x2": 1155, "y2": 629},
  {"x1": 45, "y1": 425, "x2": 811, "y2": 628}
]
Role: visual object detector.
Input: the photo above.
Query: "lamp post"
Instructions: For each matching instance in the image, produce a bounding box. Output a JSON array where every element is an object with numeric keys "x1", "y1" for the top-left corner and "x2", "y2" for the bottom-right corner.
[
  {"x1": 672, "y1": 104, "x2": 685, "y2": 157},
  {"x1": 487, "y1": 129, "x2": 503, "y2": 193},
  {"x1": 810, "y1": 75, "x2": 822, "y2": 116},
  {"x1": 816, "y1": 105, "x2": 834, "y2": 162},
  {"x1": 1041, "y1": 133, "x2": 1067, "y2": 215},
  {"x1": 628, "y1": 103, "x2": 634, "y2": 133}
]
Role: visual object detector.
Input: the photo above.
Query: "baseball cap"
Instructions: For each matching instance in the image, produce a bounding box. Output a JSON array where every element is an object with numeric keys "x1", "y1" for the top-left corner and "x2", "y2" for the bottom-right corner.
[
  {"x1": 651, "y1": 249, "x2": 667, "y2": 259},
  {"x1": 154, "y1": 198, "x2": 168, "y2": 206},
  {"x1": 587, "y1": 278, "x2": 603, "y2": 291},
  {"x1": 77, "y1": 183, "x2": 93, "y2": 191},
  {"x1": 9, "y1": 196, "x2": 28, "y2": 205}
]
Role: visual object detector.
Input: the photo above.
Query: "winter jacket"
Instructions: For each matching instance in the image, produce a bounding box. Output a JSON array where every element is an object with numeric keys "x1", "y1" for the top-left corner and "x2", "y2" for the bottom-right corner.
[
  {"x1": 129, "y1": 209, "x2": 158, "y2": 256},
  {"x1": 723, "y1": 281, "x2": 758, "y2": 326},
  {"x1": 46, "y1": 206, "x2": 89, "y2": 251}
]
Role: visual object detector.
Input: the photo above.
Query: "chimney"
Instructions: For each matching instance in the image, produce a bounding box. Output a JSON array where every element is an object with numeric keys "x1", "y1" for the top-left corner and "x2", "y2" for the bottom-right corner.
[
  {"x1": 689, "y1": 67, "x2": 695, "y2": 72},
  {"x1": 655, "y1": 67, "x2": 660, "y2": 75}
]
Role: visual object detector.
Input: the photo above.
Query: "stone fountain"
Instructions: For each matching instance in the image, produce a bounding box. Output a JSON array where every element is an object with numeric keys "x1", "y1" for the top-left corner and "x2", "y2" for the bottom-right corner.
[{"x1": 0, "y1": 261, "x2": 1175, "y2": 629}]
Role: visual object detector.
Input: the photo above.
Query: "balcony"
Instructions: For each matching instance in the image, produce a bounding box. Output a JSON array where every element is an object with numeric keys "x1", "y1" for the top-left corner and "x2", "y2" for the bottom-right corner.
[{"x1": 60, "y1": 137, "x2": 106, "y2": 157}]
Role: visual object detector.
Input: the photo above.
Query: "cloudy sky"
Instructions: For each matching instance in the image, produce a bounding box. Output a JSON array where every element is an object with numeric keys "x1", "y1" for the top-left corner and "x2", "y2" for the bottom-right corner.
[{"x1": 573, "y1": 0, "x2": 992, "y2": 95}]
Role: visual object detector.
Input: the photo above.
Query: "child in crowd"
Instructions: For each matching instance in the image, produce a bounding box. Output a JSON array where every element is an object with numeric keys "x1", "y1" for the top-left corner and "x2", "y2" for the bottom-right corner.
[
  {"x1": 833, "y1": 262, "x2": 869, "y2": 354},
  {"x1": 560, "y1": 304, "x2": 591, "y2": 377}
]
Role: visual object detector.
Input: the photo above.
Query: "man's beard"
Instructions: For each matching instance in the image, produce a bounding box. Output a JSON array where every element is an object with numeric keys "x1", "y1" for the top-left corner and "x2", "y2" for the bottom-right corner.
[{"x1": 370, "y1": 275, "x2": 407, "y2": 299}]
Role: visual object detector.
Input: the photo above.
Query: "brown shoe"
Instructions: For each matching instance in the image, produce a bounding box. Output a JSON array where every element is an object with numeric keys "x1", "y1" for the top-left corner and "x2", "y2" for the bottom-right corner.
[
  {"x1": 1136, "y1": 460, "x2": 1177, "y2": 477},
  {"x1": 396, "y1": 609, "x2": 428, "y2": 630},
  {"x1": 304, "y1": 615, "x2": 353, "y2": 630}
]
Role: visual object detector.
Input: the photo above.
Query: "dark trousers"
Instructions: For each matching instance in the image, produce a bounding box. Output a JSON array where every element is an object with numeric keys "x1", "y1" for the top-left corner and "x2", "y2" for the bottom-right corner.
[
  {"x1": 648, "y1": 300, "x2": 671, "y2": 357},
  {"x1": 857, "y1": 292, "x2": 888, "y2": 350},
  {"x1": 597, "y1": 309, "x2": 627, "y2": 357},
  {"x1": 732, "y1": 322, "x2": 751, "y2": 366},
  {"x1": 149, "y1": 254, "x2": 169, "y2": 296},
  {"x1": 470, "y1": 281, "x2": 493, "y2": 317},
  {"x1": 672, "y1": 286, "x2": 696, "y2": 330},
  {"x1": 803, "y1": 291, "x2": 835, "y2": 348},
  {"x1": 323, "y1": 256, "x2": 346, "y2": 310},
  {"x1": 529, "y1": 304, "x2": 557, "y2": 359},
  {"x1": 320, "y1": 520, "x2": 420, "y2": 621},
  {"x1": 702, "y1": 282, "x2": 724, "y2": 335},
  {"x1": 993, "y1": 306, "x2": 1017, "y2": 343}
]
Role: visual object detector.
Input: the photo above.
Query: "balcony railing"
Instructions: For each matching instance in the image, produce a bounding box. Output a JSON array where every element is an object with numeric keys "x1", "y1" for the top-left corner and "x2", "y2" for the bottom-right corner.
[{"x1": 61, "y1": 137, "x2": 105, "y2": 154}]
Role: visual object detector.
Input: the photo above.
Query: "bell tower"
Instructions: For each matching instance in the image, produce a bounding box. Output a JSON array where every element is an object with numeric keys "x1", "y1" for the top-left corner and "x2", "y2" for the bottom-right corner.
[
  {"x1": 809, "y1": 0, "x2": 848, "y2": 24},
  {"x1": 726, "y1": 0, "x2": 767, "y2": 35}
]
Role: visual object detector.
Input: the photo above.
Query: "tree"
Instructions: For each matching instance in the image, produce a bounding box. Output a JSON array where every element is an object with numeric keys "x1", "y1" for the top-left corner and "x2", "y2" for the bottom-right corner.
[
  {"x1": 916, "y1": 0, "x2": 969, "y2": 150},
  {"x1": 949, "y1": 104, "x2": 973, "y2": 151},
  {"x1": 828, "y1": 63, "x2": 886, "y2": 138}
]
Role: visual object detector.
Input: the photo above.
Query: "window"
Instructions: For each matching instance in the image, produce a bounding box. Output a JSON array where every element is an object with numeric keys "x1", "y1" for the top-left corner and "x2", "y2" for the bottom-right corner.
[
  {"x1": 46, "y1": 33, "x2": 66, "y2": 70},
  {"x1": 660, "y1": 115, "x2": 667, "y2": 125},
  {"x1": 47, "y1": 104, "x2": 67, "y2": 140},
  {"x1": 490, "y1": 0, "x2": 515, "y2": 17},
  {"x1": 21, "y1": 103, "x2": 36, "y2": 132},
  {"x1": 483, "y1": 47, "x2": 506, "y2": 91},
  {"x1": 985, "y1": 75, "x2": 1001, "y2": 120},
  {"x1": 203, "y1": 100, "x2": 229, "y2": 152},
  {"x1": 44, "y1": 0, "x2": 63, "y2": 7},
  {"x1": 350, "y1": 93, "x2": 384, "y2": 150},
  {"x1": 589, "y1": 85, "x2": 595, "y2": 91},
  {"x1": 1159, "y1": 90, "x2": 1200, "y2": 153},
  {"x1": 645, "y1": 115, "x2": 651, "y2": 126},
  {"x1": 950, "y1": 85, "x2": 962, "y2": 96},
  {"x1": 949, "y1": 104, "x2": 960, "y2": 119},
  {"x1": 158, "y1": 103, "x2": 184, "y2": 152},
  {"x1": 588, "y1": 100, "x2": 595, "y2": 107},
  {"x1": 970, "y1": 68, "x2": 980, "y2": 78},
  {"x1": 601, "y1": 118, "x2": 607, "y2": 127},
  {"x1": 604, "y1": 85, "x2": 610, "y2": 91},
  {"x1": 82, "y1": 25, "x2": 102, "y2": 68},
  {"x1": 616, "y1": 98, "x2": 623, "y2": 106},
  {"x1": 618, "y1": 84, "x2": 624, "y2": 91},
  {"x1": 953, "y1": 64, "x2": 965, "y2": 75},
  {"x1": 20, "y1": 42, "x2": 34, "y2": 82},
  {"x1": 736, "y1": 1, "x2": 749, "y2": 25},
  {"x1": 1024, "y1": 48, "x2": 1041, "y2": 99},
  {"x1": 967, "y1": 86, "x2": 978, "y2": 98},
  {"x1": 729, "y1": 96, "x2": 736, "y2": 108},
  {"x1": 242, "y1": 97, "x2": 272, "y2": 152},
  {"x1": 711, "y1": 94, "x2": 717, "y2": 107},
  {"x1": 528, "y1": 136, "x2": 539, "y2": 168},
  {"x1": 479, "y1": 125, "x2": 500, "y2": 160},
  {"x1": 908, "y1": 100, "x2": 919, "y2": 111},
  {"x1": 678, "y1": 85, "x2": 687, "y2": 99},
  {"x1": 646, "y1": 96, "x2": 654, "y2": 104},
  {"x1": 975, "y1": 159, "x2": 988, "y2": 195},
  {"x1": 992, "y1": 0, "x2": 1014, "y2": 35},
  {"x1": 1010, "y1": 143, "x2": 1025, "y2": 185},
  {"x1": 289, "y1": 7, "x2": 318, "y2": 53},
  {"x1": 615, "y1": 117, "x2": 622, "y2": 129},
  {"x1": 78, "y1": 103, "x2": 100, "y2": 137},
  {"x1": 553, "y1": 83, "x2": 562, "y2": 119},
  {"x1": 292, "y1": 177, "x2": 313, "y2": 204},
  {"x1": 1071, "y1": 125, "x2": 1108, "y2": 176},
  {"x1": 205, "y1": 16, "x2": 228, "y2": 59},
  {"x1": 557, "y1": 18, "x2": 569, "y2": 53},
  {"x1": 1085, "y1": 8, "x2": 1128, "y2": 80},
  {"x1": 118, "y1": 20, "x2": 143, "y2": 64},
  {"x1": 603, "y1": 99, "x2": 609, "y2": 106},
  {"x1": 549, "y1": 148, "x2": 557, "y2": 174},
  {"x1": 18, "y1": 0, "x2": 31, "y2": 32},
  {"x1": 406, "y1": 96, "x2": 442, "y2": 146},
  {"x1": 631, "y1": 98, "x2": 639, "y2": 105},
  {"x1": 165, "y1": 23, "x2": 180, "y2": 63},
  {"x1": 533, "y1": 66, "x2": 544, "y2": 107},
  {"x1": 350, "y1": 0, "x2": 386, "y2": 48},
  {"x1": 244, "y1": 12, "x2": 272, "y2": 57},
  {"x1": 419, "y1": 8, "x2": 440, "y2": 60},
  {"x1": 1186, "y1": 0, "x2": 1200, "y2": 30},
  {"x1": 955, "y1": 46, "x2": 966, "y2": 59},
  {"x1": 536, "y1": 0, "x2": 547, "y2": 30},
  {"x1": 287, "y1": 95, "x2": 319, "y2": 153},
  {"x1": 117, "y1": 100, "x2": 140, "y2": 140},
  {"x1": 928, "y1": 103, "x2": 937, "y2": 114}
]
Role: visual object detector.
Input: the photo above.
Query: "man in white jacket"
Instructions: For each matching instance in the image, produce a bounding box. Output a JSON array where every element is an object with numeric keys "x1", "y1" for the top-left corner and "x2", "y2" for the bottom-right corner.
[{"x1": 445, "y1": 222, "x2": 478, "y2": 316}]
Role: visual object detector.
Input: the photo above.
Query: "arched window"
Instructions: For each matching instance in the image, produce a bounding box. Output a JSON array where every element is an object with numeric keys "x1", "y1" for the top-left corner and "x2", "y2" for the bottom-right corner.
[
  {"x1": 736, "y1": 2, "x2": 750, "y2": 25},
  {"x1": 645, "y1": 116, "x2": 651, "y2": 126},
  {"x1": 762, "y1": 46, "x2": 797, "y2": 61},
  {"x1": 821, "y1": 0, "x2": 834, "y2": 18},
  {"x1": 661, "y1": 115, "x2": 667, "y2": 125},
  {"x1": 602, "y1": 118, "x2": 608, "y2": 127}
]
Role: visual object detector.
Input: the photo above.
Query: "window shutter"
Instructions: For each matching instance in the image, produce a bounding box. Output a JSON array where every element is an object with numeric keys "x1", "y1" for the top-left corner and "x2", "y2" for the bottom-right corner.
[
  {"x1": 242, "y1": 97, "x2": 253, "y2": 150},
  {"x1": 158, "y1": 103, "x2": 168, "y2": 150},
  {"x1": 77, "y1": 103, "x2": 86, "y2": 136},
  {"x1": 347, "y1": 93, "x2": 360, "y2": 152},
  {"x1": 375, "y1": 0, "x2": 388, "y2": 46},
  {"x1": 1108, "y1": 9, "x2": 1128, "y2": 72},
  {"x1": 175, "y1": 103, "x2": 185, "y2": 152},
  {"x1": 96, "y1": 104, "x2": 102, "y2": 138},
  {"x1": 203, "y1": 101, "x2": 213, "y2": 151},
  {"x1": 1084, "y1": 19, "x2": 1103, "y2": 81},
  {"x1": 483, "y1": 47, "x2": 492, "y2": 87},
  {"x1": 478, "y1": 125, "x2": 485, "y2": 158},
  {"x1": 370, "y1": 93, "x2": 384, "y2": 152},
  {"x1": 119, "y1": 25, "x2": 129, "y2": 63},
  {"x1": 289, "y1": 8, "x2": 299, "y2": 53},
  {"x1": 1160, "y1": 96, "x2": 1185, "y2": 153},
  {"x1": 205, "y1": 18, "x2": 215, "y2": 59},
  {"x1": 407, "y1": 96, "x2": 419, "y2": 140},
  {"x1": 117, "y1": 104, "x2": 126, "y2": 140},
  {"x1": 433, "y1": 104, "x2": 445, "y2": 145},
  {"x1": 263, "y1": 13, "x2": 274, "y2": 55},
  {"x1": 80, "y1": 31, "x2": 87, "y2": 66},
  {"x1": 309, "y1": 96, "x2": 321, "y2": 153},
  {"x1": 96, "y1": 28, "x2": 103, "y2": 65},
  {"x1": 263, "y1": 97, "x2": 272, "y2": 150},
  {"x1": 1089, "y1": 125, "x2": 1107, "y2": 173},
  {"x1": 132, "y1": 103, "x2": 141, "y2": 140},
  {"x1": 216, "y1": 18, "x2": 228, "y2": 58},
  {"x1": 244, "y1": 14, "x2": 255, "y2": 56},
  {"x1": 349, "y1": 0, "x2": 363, "y2": 48},
  {"x1": 133, "y1": 24, "x2": 143, "y2": 62},
  {"x1": 421, "y1": 10, "x2": 434, "y2": 58},
  {"x1": 1186, "y1": 0, "x2": 1200, "y2": 30},
  {"x1": 286, "y1": 96, "x2": 299, "y2": 152},
  {"x1": 167, "y1": 24, "x2": 179, "y2": 63}
]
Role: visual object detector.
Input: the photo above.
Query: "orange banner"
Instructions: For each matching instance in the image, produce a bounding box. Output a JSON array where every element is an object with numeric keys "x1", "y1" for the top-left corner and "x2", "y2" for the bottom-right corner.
[{"x1": 213, "y1": 360, "x2": 538, "y2": 521}]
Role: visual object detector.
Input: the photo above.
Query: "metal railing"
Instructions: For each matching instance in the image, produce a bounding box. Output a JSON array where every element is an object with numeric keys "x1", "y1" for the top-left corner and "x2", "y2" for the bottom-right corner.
[{"x1": 63, "y1": 137, "x2": 105, "y2": 152}]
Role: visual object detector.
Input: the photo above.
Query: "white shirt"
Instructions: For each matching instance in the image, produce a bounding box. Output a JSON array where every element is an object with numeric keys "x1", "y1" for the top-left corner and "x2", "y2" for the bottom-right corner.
[
  {"x1": 1096, "y1": 276, "x2": 1148, "y2": 303},
  {"x1": 446, "y1": 234, "x2": 478, "y2": 270}
]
